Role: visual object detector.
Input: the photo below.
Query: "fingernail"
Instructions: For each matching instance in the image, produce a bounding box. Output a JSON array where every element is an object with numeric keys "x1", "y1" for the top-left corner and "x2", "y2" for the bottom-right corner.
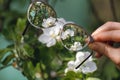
[{"x1": 95, "y1": 52, "x2": 103, "y2": 58}]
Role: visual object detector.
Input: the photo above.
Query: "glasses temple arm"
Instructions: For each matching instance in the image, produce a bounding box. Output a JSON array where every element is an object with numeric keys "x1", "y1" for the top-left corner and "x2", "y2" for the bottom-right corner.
[{"x1": 22, "y1": 21, "x2": 30, "y2": 36}]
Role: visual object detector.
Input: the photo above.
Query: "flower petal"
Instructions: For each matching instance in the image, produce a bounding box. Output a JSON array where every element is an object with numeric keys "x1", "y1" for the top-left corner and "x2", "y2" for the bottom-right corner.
[
  {"x1": 76, "y1": 51, "x2": 92, "y2": 62},
  {"x1": 38, "y1": 34, "x2": 52, "y2": 44},
  {"x1": 81, "y1": 61, "x2": 97, "y2": 74},
  {"x1": 76, "y1": 51, "x2": 86, "y2": 62},
  {"x1": 42, "y1": 27, "x2": 53, "y2": 35},
  {"x1": 67, "y1": 60, "x2": 75, "y2": 68},
  {"x1": 46, "y1": 39, "x2": 56, "y2": 47},
  {"x1": 42, "y1": 17, "x2": 56, "y2": 28}
]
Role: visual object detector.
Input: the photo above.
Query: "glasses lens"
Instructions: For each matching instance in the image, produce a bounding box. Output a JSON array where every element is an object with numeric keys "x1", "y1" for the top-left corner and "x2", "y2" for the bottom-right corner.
[
  {"x1": 27, "y1": 1, "x2": 56, "y2": 29},
  {"x1": 60, "y1": 23, "x2": 89, "y2": 51}
]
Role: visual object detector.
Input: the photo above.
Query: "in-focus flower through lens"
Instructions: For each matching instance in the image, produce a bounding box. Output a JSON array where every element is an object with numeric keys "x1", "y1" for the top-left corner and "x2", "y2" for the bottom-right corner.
[{"x1": 60, "y1": 23, "x2": 89, "y2": 51}]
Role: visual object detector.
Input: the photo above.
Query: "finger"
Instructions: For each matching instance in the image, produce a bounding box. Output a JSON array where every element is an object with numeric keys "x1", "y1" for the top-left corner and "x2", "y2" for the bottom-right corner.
[
  {"x1": 95, "y1": 52, "x2": 103, "y2": 58},
  {"x1": 89, "y1": 42, "x2": 120, "y2": 65},
  {"x1": 92, "y1": 30, "x2": 120, "y2": 42},
  {"x1": 92, "y1": 22, "x2": 120, "y2": 36}
]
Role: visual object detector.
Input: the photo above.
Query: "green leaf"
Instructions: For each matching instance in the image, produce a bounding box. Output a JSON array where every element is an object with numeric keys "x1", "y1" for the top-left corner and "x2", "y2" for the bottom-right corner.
[
  {"x1": 22, "y1": 61, "x2": 46, "y2": 80},
  {"x1": 2, "y1": 54, "x2": 14, "y2": 65},
  {"x1": 0, "y1": 48, "x2": 12, "y2": 61},
  {"x1": 23, "y1": 44, "x2": 34, "y2": 57},
  {"x1": 16, "y1": 18, "x2": 26, "y2": 35},
  {"x1": 103, "y1": 61, "x2": 119, "y2": 80},
  {"x1": 63, "y1": 71, "x2": 83, "y2": 80},
  {"x1": 22, "y1": 61, "x2": 36, "y2": 80}
]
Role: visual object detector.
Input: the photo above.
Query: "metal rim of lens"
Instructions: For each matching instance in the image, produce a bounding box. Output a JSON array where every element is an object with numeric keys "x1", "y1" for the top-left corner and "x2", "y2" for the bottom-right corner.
[
  {"x1": 27, "y1": 1, "x2": 57, "y2": 29},
  {"x1": 60, "y1": 23, "x2": 90, "y2": 52}
]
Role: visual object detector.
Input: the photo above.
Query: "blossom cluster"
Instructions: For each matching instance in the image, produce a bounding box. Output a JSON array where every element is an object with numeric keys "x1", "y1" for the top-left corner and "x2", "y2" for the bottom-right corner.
[
  {"x1": 38, "y1": 17, "x2": 82, "y2": 51},
  {"x1": 65, "y1": 51, "x2": 97, "y2": 74},
  {"x1": 38, "y1": 17, "x2": 97, "y2": 74},
  {"x1": 38, "y1": 17, "x2": 73, "y2": 47}
]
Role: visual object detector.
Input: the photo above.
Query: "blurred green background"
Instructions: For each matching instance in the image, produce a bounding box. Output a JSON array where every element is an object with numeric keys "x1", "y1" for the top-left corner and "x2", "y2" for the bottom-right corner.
[{"x1": 0, "y1": 0, "x2": 120, "y2": 80}]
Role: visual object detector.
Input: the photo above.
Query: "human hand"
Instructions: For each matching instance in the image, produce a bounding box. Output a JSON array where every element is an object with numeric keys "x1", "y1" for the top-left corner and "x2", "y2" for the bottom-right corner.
[{"x1": 89, "y1": 22, "x2": 120, "y2": 68}]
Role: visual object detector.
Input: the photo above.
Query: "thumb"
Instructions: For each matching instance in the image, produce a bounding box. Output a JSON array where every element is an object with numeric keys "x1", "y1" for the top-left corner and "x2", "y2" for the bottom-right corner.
[{"x1": 89, "y1": 42, "x2": 120, "y2": 65}]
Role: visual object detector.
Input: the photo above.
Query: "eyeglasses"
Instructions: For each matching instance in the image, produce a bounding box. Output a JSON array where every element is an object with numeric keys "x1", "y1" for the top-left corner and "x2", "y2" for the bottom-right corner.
[{"x1": 22, "y1": 1, "x2": 94, "y2": 69}]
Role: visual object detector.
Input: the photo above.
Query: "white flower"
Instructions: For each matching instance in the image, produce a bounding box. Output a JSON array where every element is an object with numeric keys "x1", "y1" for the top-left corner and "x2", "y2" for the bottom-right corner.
[
  {"x1": 42, "y1": 17, "x2": 56, "y2": 28},
  {"x1": 50, "y1": 71, "x2": 57, "y2": 77},
  {"x1": 80, "y1": 61, "x2": 97, "y2": 74},
  {"x1": 38, "y1": 17, "x2": 67, "y2": 47},
  {"x1": 35, "y1": 72, "x2": 41, "y2": 78},
  {"x1": 70, "y1": 42, "x2": 82, "y2": 51},
  {"x1": 57, "y1": 18, "x2": 67, "y2": 25},
  {"x1": 57, "y1": 18, "x2": 74, "y2": 25},
  {"x1": 65, "y1": 51, "x2": 97, "y2": 74},
  {"x1": 61, "y1": 29, "x2": 74, "y2": 40},
  {"x1": 76, "y1": 51, "x2": 92, "y2": 62},
  {"x1": 65, "y1": 60, "x2": 80, "y2": 73},
  {"x1": 67, "y1": 61, "x2": 75, "y2": 68},
  {"x1": 38, "y1": 27, "x2": 58, "y2": 47},
  {"x1": 55, "y1": 18, "x2": 69, "y2": 31},
  {"x1": 75, "y1": 51, "x2": 97, "y2": 74}
]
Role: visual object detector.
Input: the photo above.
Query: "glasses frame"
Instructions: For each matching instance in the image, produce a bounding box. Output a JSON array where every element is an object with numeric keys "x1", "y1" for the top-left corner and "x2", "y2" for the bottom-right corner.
[{"x1": 22, "y1": 1, "x2": 95, "y2": 69}]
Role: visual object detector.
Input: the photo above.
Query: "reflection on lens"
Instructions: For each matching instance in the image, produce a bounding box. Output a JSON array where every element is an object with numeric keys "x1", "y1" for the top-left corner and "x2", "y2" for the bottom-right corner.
[
  {"x1": 27, "y1": 1, "x2": 56, "y2": 29},
  {"x1": 60, "y1": 23, "x2": 89, "y2": 51}
]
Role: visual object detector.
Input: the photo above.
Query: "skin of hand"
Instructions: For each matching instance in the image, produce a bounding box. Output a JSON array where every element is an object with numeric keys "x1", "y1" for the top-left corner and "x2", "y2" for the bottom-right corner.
[{"x1": 89, "y1": 21, "x2": 120, "y2": 68}]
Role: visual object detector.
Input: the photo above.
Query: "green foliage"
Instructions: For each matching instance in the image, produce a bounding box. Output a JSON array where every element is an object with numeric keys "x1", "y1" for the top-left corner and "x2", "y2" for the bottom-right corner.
[
  {"x1": 100, "y1": 61, "x2": 119, "y2": 80},
  {"x1": 0, "y1": 48, "x2": 12, "y2": 61},
  {"x1": 86, "y1": 77, "x2": 101, "y2": 80},
  {"x1": 63, "y1": 71, "x2": 83, "y2": 80}
]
